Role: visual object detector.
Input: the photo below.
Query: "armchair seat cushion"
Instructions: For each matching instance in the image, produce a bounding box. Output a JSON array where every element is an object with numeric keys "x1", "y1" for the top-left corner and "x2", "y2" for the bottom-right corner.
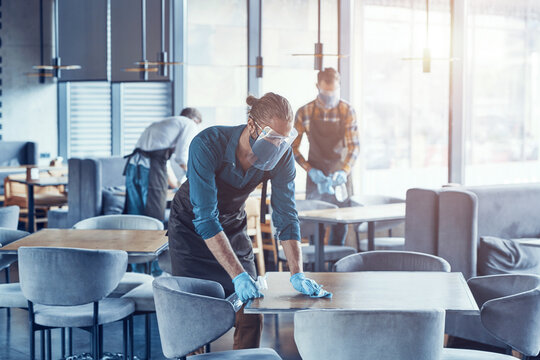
[
  {"x1": 190, "y1": 348, "x2": 282, "y2": 359},
  {"x1": 121, "y1": 282, "x2": 154, "y2": 312},
  {"x1": 478, "y1": 236, "x2": 540, "y2": 276},
  {"x1": 0, "y1": 283, "x2": 28, "y2": 308},
  {"x1": 442, "y1": 348, "x2": 515, "y2": 360},
  {"x1": 110, "y1": 272, "x2": 154, "y2": 297},
  {"x1": 34, "y1": 298, "x2": 135, "y2": 328}
]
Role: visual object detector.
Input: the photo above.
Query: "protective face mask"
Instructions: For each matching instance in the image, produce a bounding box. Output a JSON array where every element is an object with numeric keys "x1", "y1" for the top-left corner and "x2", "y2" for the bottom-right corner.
[
  {"x1": 248, "y1": 124, "x2": 297, "y2": 171},
  {"x1": 317, "y1": 89, "x2": 340, "y2": 109}
]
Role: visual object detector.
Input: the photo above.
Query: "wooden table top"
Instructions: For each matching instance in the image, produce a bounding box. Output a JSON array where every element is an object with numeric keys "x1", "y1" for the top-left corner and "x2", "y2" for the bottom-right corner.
[
  {"x1": 245, "y1": 271, "x2": 479, "y2": 314},
  {"x1": 297, "y1": 203, "x2": 406, "y2": 224},
  {"x1": 11, "y1": 176, "x2": 68, "y2": 186},
  {"x1": 0, "y1": 229, "x2": 168, "y2": 256}
]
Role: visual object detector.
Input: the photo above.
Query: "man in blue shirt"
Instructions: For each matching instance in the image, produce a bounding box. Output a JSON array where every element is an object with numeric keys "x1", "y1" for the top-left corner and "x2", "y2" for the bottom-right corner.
[{"x1": 168, "y1": 93, "x2": 326, "y2": 350}]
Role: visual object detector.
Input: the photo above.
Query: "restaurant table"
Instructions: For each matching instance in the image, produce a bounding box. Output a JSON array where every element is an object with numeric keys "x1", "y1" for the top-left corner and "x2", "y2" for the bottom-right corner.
[
  {"x1": 298, "y1": 203, "x2": 406, "y2": 271},
  {"x1": 0, "y1": 229, "x2": 169, "y2": 258},
  {"x1": 11, "y1": 176, "x2": 68, "y2": 233},
  {"x1": 245, "y1": 271, "x2": 479, "y2": 315}
]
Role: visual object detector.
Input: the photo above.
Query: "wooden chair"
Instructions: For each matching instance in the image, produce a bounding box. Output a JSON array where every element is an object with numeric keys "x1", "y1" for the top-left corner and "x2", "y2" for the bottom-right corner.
[
  {"x1": 3, "y1": 172, "x2": 67, "y2": 231},
  {"x1": 245, "y1": 197, "x2": 266, "y2": 275}
]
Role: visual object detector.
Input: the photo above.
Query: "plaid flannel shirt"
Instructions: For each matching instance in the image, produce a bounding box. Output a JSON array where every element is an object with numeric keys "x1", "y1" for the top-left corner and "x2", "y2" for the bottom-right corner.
[{"x1": 292, "y1": 99, "x2": 360, "y2": 173}]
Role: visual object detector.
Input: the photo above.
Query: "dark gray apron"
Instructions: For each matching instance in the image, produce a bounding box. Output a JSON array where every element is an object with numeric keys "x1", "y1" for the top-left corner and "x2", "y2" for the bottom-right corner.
[
  {"x1": 168, "y1": 169, "x2": 268, "y2": 296},
  {"x1": 124, "y1": 147, "x2": 173, "y2": 221},
  {"x1": 305, "y1": 102, "x2": 353, "y2": 201}
]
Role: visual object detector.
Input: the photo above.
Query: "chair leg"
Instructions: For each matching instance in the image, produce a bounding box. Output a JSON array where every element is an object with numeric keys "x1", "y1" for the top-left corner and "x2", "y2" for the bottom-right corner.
[
  {"x1": 355, "y1": 231, "x2": 361, "y2": 251},
  {"x1": 129, "y1": 316, "x2": 134, "y2": 360},
  {"x1": 40, "y1": 331, "x2": 45, "y2": 360},
  {"x1": 123, "y1": 319, "x2": 128, "y2": 360},
  {"x1": 68, "y1": 328, "x2": 73, "y2": 356},
  {"x1": 145, "y1": 313, "x2": 151, "y2": 359},
  {"x1": 29, "y1": 325, "x2": 35, "y2": 360},
  {"x1": 5, "y1": 266, "x2": 10, "y2": 283},
  {"x1": 61, "y1": 328, "x2": 65, "y2": 359},
  {"x1": 99, "y1": 324, "x2": 104, "y2": 358},
  {"x1": 205, "y1": 343, "x2": 211, "y2": 353},
  {"x1": 46, "y1": 329, "x2": 51, "y2": 360}
]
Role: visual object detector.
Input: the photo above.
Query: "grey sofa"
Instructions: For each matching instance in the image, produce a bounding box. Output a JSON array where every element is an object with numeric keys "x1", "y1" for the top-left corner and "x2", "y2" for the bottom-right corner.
[
  {"x1": 405, "y1": 184, "x2": 540, "y2": 348},
  {"x1": 48, "y1": 157, "x2": 126, "y2": 228},
  {"x1": 0, "y1": 141, "x2": 38, "y2": 196},
  {"x1": 405, "y1": 184, "x2": 540, "y2": 279}
]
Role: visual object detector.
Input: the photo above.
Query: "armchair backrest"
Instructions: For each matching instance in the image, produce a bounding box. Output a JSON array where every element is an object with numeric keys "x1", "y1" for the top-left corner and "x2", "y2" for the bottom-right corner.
[
  {"x1": 67, "y1": 157, "x2": 126, "y2": 227},
  {"x1": 152, "y1": 276, "x2": 233, "y2": 358},
  {"x1": 294, "y1": 309, "x2": 445, "y2": 360}
]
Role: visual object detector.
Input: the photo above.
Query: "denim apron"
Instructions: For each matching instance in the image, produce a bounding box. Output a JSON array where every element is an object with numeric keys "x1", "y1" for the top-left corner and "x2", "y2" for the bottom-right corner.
[
  {"x1": 124, "y1": 147, "x2": 173, "y2": 221},
  {"x1": 168, "y1": 168, "x2": 268, "y2": 296}
]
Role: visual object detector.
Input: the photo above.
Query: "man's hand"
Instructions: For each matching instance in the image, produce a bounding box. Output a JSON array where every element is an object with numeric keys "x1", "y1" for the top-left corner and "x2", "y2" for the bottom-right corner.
[
  {"x1": 232, "y1": 272, "x2": 264, "y2": 303},
  {"x1": 290, "y1": 273, "x2": 322, "y2": 295}
]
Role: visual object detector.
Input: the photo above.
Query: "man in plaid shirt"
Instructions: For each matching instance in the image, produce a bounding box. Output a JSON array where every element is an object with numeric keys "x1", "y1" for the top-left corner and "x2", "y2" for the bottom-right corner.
[{"x1": 292, "y1": 67, "x2": 360, "y2": 246}]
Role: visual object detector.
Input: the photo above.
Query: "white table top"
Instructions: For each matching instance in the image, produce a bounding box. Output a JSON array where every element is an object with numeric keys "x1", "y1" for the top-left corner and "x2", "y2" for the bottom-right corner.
[
  {"x1": 245, "y1": 271, "x2": 479, "y2": 315},
  {"x1": 297, "y1": 203, "x2": 406, "y2": 224}
]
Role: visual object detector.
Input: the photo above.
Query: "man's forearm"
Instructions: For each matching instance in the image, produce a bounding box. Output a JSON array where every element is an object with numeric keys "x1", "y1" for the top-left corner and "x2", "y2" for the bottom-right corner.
[
  {"x1": 205, "y1": 231, "x2": 245, "y2": 279},
  {"x1": 280, "y1": 240, "x2": 303, "y2": 275}
]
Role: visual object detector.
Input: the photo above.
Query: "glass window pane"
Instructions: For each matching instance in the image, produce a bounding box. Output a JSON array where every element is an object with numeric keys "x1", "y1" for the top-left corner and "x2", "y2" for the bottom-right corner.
[
  {"x1": 353, "y1": 0, "x2": 450, "y2": 198},
  {"x1": 186, "y1": 0, "x2": 248, "y2": 127},
  {"x1": 262, "y1": 0, "x2": 338, "y2": 193},
  {"x1": 464, "y1": 1, "x2": 540, "y2": 185}
]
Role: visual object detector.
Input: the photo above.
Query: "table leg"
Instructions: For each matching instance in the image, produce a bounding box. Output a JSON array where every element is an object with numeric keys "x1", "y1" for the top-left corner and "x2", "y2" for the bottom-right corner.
[
  {"x1": 367, "y1": 221, "x2": 375, "y2": 251},
  {"x1": 315, "y1": 223, "x2": 325, "y2": 272},
  {"x1": 28, "y1": 184, "x2": 35, "y2": 233}
]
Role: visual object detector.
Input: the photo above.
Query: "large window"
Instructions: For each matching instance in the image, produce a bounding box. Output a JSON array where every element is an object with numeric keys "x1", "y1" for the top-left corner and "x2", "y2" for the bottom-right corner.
[
  {"x1": 464, "y1": 0, "x2": 540, "y2": 185},
  {"x1": 262, "y1": 0, "x2": 338, "y2": 192},
  {"x1": 121, "y1": 82, "x2": 172, "y2": 155},
  {"x1": 353, "y1": 0, "x2": 450, "y2": 198},
  {"x1": 186, "y1": 0, "x2": 248, "y2": 127},
  {"x1": 68, "y1": 82, "x2": 112, "y2": 158}
]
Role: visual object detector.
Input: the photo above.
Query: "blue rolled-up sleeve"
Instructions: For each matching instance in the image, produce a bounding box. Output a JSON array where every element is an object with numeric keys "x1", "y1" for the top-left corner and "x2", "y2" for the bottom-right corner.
[
  {"x1": 187, "y1": 137, "x2": 223, "y2": 239},
  {"x1": 270, "y1": 149, "x2": 301, "y2": 241}
]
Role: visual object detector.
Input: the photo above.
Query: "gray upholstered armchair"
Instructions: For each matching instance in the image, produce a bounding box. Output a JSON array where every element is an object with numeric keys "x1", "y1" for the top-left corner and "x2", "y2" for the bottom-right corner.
[{"x1": 48, "y1": 157, "x2": 126, "y2": 228}]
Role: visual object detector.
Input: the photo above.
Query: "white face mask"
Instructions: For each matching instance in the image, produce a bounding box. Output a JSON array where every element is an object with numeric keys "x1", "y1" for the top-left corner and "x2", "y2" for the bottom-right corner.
[{"x1": 317, "y1": 88, "x2": 340, "y2": 109}]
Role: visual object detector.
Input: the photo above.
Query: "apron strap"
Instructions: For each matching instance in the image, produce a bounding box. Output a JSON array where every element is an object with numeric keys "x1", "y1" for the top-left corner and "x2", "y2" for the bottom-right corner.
[{"x1": 260, "y1": 171, "x2": 271, "y2": 224}]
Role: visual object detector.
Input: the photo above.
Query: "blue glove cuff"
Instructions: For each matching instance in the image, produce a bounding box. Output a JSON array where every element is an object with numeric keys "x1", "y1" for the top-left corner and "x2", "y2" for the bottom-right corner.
[
  {"x1": 233, "y1": 272, "x2": 250, "y2": 284},
  {"x1": 290, "y1": 272, "x2": 305, "y2": 282}
]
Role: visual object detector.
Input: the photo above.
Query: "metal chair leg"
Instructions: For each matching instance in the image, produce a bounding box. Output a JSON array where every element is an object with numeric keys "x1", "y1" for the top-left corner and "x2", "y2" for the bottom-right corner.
[
  {"x1": 29, "y1": 325, "x2": 35, "y2": 360},
  {"x1": 145, "y1": 313, "x2": 151, "y2": 359},
  {"x1": 40, "y1": 330, "x2": 45, "y2": 360},
  {"x1": 68, "y1": 328, "x2": 73, "y2": 356},
  {"x1": 5, "y1": 266, "x2": 10, "y2": 283},
  {"x1": 46, "y1": 329, "x2": 51, "y2": 360},
  {"x1": 129, "y1": 316, "x2": 134, "y2": 359},
  {"x1": 61, "y1": 328, "x2": 65, "y2": 359},
  {"x1": 123, "y1": 319, "x2": 128, "y2": 360},
  {"x1": 99, "y1": 324, "x2": 104, "y2": 359}
]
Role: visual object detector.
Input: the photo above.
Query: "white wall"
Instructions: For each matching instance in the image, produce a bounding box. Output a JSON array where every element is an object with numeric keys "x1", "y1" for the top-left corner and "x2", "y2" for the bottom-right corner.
[{"x1": 1, "y1": 0, "x2": 58, "y2": 164}]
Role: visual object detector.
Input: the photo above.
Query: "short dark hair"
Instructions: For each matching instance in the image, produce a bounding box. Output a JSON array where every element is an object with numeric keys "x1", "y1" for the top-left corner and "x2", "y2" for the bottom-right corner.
[
  {"x1": 317, "y1": 67, "x2": 340, "y2": 84},
  {"x1": 180, "y1": 107, "x2": 202, "y2": 124}
]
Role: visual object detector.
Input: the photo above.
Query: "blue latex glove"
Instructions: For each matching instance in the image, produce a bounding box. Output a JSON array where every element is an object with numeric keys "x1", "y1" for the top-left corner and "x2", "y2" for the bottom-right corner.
[
  {"x1": 332, "y1": 170, "x2": 347, "y2": 186},
  {"x1": 290, "y1": 273, "x2": 332, "y2": 298},
  {"x1": 308, "y1": 168, "x2": 327, "y2": 184},
  {"x1": 232, "y1": 272, "x2": 264, "y2": 303},
  {"x1": 317, "y1": 177, "x2": 335, "y2": 195}
]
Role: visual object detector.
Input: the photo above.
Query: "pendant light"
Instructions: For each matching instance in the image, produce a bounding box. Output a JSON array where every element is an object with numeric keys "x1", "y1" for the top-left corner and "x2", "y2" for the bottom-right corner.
[
  {"x1": 126, "y1": 0, "x2": 182, "y2": 79},
  {"x1": 28, "y1": 0, "x2": 81, "y2": 82},
  {"x1": 292, "y1": 0, "x2": 347, "y2": 70},
  {"x1": 401, "y1": 0, "x2": 456, "y2": 73}
]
